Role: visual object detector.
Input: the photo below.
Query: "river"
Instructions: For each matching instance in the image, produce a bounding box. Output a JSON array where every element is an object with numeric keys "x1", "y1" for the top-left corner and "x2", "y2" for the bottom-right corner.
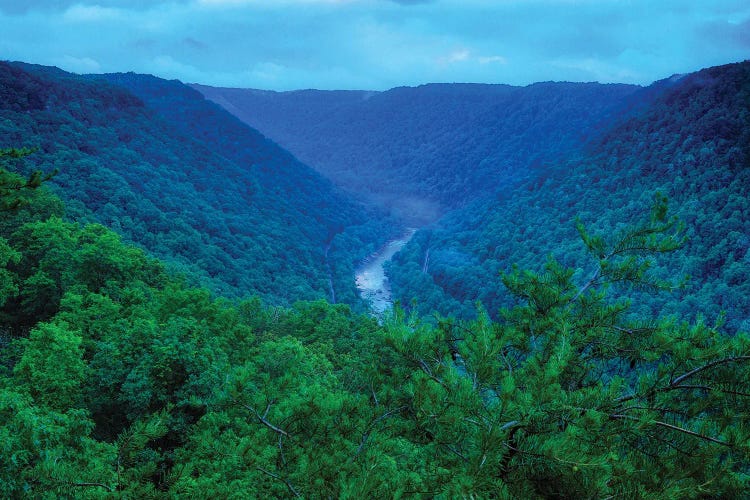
[{"x1": 355, "y1": 228, "x2": 416, "y2": 315}]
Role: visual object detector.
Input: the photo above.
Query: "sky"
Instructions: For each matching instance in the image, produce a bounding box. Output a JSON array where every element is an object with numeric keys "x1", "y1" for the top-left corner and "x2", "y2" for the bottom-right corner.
[{"x1": 1, "y1": 0, "x2": 748, "y2": 90}]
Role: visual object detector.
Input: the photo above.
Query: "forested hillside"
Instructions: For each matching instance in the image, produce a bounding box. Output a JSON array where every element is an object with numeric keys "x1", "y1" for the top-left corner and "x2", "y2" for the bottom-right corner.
[
  {"x1": 0, "y1": 62, "x2": 390, "y2": 306},
  {"x1": 2, "y1": 148, "x2": 748, "y2": 497},
  {"x1": 195, "y1": 82, "x2": 638, "y2": 223},
  {"x1": 1, "y1": 55, "x2": 748, "y2": 497},
  {"x1": 388, "y1": 62, "x2": 750, "y2": 332}
]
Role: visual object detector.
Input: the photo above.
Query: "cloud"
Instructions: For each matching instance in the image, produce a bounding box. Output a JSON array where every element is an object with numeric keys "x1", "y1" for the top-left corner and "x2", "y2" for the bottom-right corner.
[
  {"x1": 196, "y1": 0, "x2": 358, "y2": 6},
  {"x1": 698, "y1": 18, "x2": 750, "y2": 49},
  {"x1": 0, "y1": 0, "x2": 196, "y2": 15},
  {"x1": 436, "y1": 50, "x2": 508, "y2": 68},
  {"x1": 438, "y1": 49, "x2": 471, "y2": 65},
  {"x1": 195, "y1": 0, "x2": 252, "y2": 6},
  {"x1": 550, "y1": 55, "x2": 644, "y2": 83},
  {"x1": 1, "y1": 0, "x2": 749, "y2": 90},
  {"x1": 150, "y1": 55, "x2": 200, "y2": 75},
  {"x1": 56, "y1": 55, "x2": 102, "y2": 73},
  {"x1": 62, "y1": 4, "x2": 123, "y2": 22},
  {"x1": 0, "y1": 0, "x2": 56, "y2": 14},
  {"x1": 387, "y1": 0, "x2": 435, "y2": 5},
  {"x1": 478, "y1": 55, "x2": 507, "y2": 65}
]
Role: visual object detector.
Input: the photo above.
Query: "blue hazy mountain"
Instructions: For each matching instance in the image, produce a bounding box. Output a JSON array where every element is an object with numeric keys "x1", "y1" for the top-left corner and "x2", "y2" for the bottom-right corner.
[
  {"x1": 385, "y1": 62, "x2": 750, "y2": 331},
  {"x1": 194, "y1": 62, "x2": 750, "y2": 331},
  {"x1": 194, "y1": 81, "x2": 639, "y2": 224}
]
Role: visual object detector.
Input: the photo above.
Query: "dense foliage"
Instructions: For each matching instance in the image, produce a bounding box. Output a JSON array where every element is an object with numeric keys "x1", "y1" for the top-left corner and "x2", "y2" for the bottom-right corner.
[
  {"x1": 195, "y1": 81, "x2": 637, "y2": 223},
  {"x1": 388, "y1": 62, "x2": 750, "y2": 332},
  {"x1": 1, "y1": 149, "x2": 748, "y2": 497},
  {"x1": 0, "y1": 62, "x2": 390, "y2": 307}
]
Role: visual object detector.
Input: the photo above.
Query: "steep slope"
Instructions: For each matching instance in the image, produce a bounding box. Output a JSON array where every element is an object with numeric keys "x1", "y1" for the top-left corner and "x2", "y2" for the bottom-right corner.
[
  {"x1": 194, "y1": 82, "x2": 639, "y2": 223},
  {"x1": 0, "y1": 61, "x2": 388, "y2": 305},
  {"x1": 387, "y1": 62, "x2": 750, "y2": 331}
]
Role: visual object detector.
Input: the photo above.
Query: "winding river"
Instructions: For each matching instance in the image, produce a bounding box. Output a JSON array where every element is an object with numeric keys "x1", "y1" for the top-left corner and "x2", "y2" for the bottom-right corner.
[{"x1": 355, "y1": 228, "x2": 416, "y2": 315}]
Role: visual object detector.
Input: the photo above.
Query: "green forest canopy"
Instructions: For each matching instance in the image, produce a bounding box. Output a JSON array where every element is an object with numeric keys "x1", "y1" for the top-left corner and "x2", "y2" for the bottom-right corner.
[{"x1": 1, "y1": 148, "x2": 748, "y2": 497}]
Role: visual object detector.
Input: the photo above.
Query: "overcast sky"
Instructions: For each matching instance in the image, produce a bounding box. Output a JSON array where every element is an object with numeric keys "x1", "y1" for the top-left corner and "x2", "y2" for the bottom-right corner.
[{"x1": 1, "y1": 0, "x2": 748, "y2": 90}]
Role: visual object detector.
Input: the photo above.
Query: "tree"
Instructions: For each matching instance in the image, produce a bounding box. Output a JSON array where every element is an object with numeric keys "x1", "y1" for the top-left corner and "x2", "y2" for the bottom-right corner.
[
  {"x1": 0, "y1": 148, "x2": 56, "y2": 212},
  {"x1": 0, "y1": 238, "x2": 20, "y2": 308},
  {"x1": 384, "y1": 193, "x2": 750, "y2": 497},
  {"x1": 13, "y1": 322, "x2": 86, "y2": 410},
  {"x1": 0, "y1": 322, "x2": 114, "y2": 497}
]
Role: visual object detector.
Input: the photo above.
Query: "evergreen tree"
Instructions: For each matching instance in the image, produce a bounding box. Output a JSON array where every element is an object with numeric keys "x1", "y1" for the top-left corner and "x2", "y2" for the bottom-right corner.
[
  {"x1": 385, "y1": 193, "x2": 749, "y2": 497},
  {"x1": 0, "y1": 148, "x2": 55, "y2": 212}
]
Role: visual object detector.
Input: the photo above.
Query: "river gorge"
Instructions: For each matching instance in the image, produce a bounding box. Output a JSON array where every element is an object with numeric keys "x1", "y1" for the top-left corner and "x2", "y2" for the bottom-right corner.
[{"x1": 355, "y1": 228, "x2": 416, "y2": 315}]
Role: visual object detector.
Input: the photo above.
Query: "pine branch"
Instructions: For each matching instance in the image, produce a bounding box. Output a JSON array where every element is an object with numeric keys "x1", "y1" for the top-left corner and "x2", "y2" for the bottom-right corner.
[
  {"x1": 69, "y1": 482, "x2": 114, "y2": 492},
  {"x1": 233, "y1": 398, "x2": 290, "y2": 437},
  {"x1": 620, "y1": 405, "x2": 690, "y2": 418},
  {"x1": 498, "y1": 424, "x2": 525, "y2": 477},
  {"x1": 441, "y1": 443, "x2": 468, "y2": 462},
  {"x1": 609, "y1": 414, "x2": 731, "y2": 446},
  {"x1": 370, "y1": 383, "x2": 379, "y2": 407},
  {"x1": 669, "y1": 385, "x2": 750, "y2": 398},
  {"x1": 500, "y1": 420, "x2": 521, "y2": 431},
  {"x1": 570, "y1": 267, "x2": 601, "y2": 303},
  {"x1": 354, "y1": 406, "x2": 407, "y2": 458},
  {"x1": 278, "y1": 434, "x2": 287, "y2": 467},
  {"x1": 571, "y1": 195, "x2": 685, "y2": 304},
  {"x1": 649, "y1": 420, "x2": 731, "y2": 447},
  {"x1": 640, "y1": 428, "x2": 699, "y2": 458},
  {"x1": 256, "y1": 467, "x2": 301, "y2": 497},
  {"x1": 671, "y1": 356, "x2": 750, "y2": 386},
  {"x1": 615, "y1": 355, "x2": 750, "y2": 405},
  {"x1": 417, "y1": 358, "x2": 450, "y2": 390}
]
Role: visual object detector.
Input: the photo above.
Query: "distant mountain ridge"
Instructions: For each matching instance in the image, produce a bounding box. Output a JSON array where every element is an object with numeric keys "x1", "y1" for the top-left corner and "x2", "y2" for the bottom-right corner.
[
  {"x1": 194, "y1": 81, "x2": 639, "y2": 223},
  {"x1": 386, "y1": 61, "x2": 750, "y2": 331},
  {"x1": 194, "y1": 61, "x2": 750, "y2": 331},
  {"x1": 0, "y1": 61, "x2": 388, "y2": 305}
]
